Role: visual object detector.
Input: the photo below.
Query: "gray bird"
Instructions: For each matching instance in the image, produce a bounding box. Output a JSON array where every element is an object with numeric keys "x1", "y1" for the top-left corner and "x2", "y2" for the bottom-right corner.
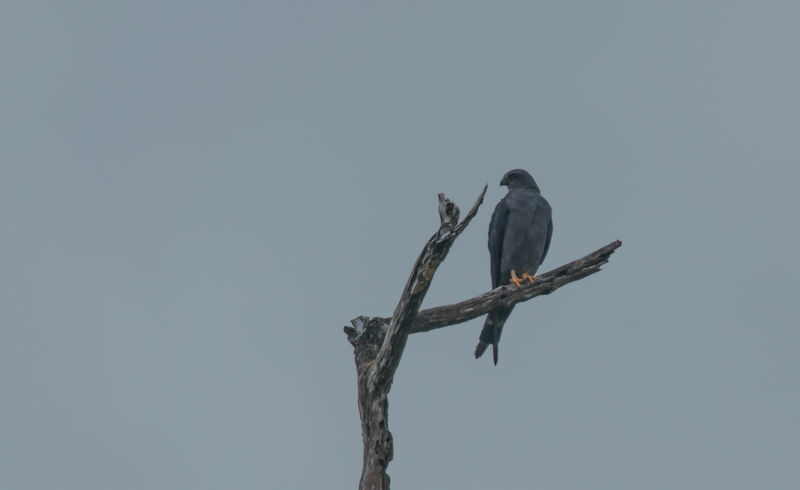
[{"x1": 475, "y1": 169, "x2": 553, "y2": 365}]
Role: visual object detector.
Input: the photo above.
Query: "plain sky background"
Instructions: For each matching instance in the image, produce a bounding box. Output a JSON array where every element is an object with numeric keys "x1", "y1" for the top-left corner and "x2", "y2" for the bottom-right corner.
[{"x1": 2, "y1": 1, "x2": 799, "y2": 489}]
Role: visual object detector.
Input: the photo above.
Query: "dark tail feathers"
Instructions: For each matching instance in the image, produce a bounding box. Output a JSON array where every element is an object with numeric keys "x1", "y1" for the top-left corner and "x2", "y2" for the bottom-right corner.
[
  {"x1": 474, "y1": 341, "x2": 489, "y2": 359},
  {"x1": 473, "y1": 340, "x2": 500, "y2": 365},
  {"x1": 474, "y1": 307, "x2": 512, "y2": 365}
]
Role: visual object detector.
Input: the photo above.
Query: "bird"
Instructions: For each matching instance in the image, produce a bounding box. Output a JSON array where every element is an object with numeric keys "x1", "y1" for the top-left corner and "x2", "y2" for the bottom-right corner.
[{"x1": 475, "y1": 169, "x2": 553, "y2": 365}]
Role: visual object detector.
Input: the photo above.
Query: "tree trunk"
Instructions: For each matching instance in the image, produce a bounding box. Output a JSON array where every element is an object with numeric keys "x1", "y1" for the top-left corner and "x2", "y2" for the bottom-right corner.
[{"x1": 357, "y1": 363, "x2": 392, "y2": 490}]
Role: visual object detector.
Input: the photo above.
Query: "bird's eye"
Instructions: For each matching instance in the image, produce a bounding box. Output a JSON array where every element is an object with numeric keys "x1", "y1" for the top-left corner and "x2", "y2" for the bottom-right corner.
[{"x1": 509, "y1": 173, "x2": 518, "y2": 180}]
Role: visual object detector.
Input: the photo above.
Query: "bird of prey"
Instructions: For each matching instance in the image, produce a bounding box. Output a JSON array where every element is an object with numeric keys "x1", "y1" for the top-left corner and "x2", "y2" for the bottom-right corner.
[{"x1": 475, "y1": 169, "x2": 553, "y2": 365}]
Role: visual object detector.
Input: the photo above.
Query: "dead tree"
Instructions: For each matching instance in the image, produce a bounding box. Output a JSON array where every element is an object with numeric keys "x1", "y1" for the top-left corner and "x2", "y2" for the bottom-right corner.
[{"x1": 343, "y1": 186, "x2": 621, "y2": 490}]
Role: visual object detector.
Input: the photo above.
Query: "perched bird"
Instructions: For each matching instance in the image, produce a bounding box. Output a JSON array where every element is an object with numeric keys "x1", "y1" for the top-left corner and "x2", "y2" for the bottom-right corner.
[{"x1": 475, "y1": 169, "x2": 553, "y2": 365}]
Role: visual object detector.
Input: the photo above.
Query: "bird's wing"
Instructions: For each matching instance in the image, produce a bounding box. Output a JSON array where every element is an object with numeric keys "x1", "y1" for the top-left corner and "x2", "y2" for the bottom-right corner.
[
  {"x1": 488, "y1": 198, "x2": 510, "y2": 288},
  {"x1": 541, "y1": 213, "x2": 553, "y2": 266}
]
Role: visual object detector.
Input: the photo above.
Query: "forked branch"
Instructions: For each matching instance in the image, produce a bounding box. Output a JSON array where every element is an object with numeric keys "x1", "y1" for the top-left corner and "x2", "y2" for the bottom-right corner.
[
  {"x1": 344, "y1": 185, "x2": 620, "y2": 490},
  {"x1": 346, "y1": 240, "x2": 621, "y2": 345}
]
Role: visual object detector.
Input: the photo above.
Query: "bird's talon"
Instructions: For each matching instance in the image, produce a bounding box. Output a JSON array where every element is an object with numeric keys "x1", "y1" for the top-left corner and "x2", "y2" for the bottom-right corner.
[
  {"x1": 510, "y1": 270, "x2": 524, "y2": 287},
  {"x1": 522, "y1": 273, "x2": 536, "y2": 283}
]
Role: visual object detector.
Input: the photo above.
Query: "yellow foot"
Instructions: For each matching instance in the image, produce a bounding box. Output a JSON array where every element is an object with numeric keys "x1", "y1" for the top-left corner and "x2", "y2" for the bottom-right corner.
[
  {"x1": 510, "y1": 270, "x2": 524, "y2": 287},
  {"x1": 521, "y1": 273, "x2": 536, "y2": 284}
]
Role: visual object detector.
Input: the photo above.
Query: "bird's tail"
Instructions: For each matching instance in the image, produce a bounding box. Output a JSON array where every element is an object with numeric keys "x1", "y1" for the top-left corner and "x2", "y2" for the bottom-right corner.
[
  {"x1": 474, "y1": 307, "x2": 513, "y2": 365},
  {"x1": 474, "y1": 341, "x2": 490, "y2": 359}
]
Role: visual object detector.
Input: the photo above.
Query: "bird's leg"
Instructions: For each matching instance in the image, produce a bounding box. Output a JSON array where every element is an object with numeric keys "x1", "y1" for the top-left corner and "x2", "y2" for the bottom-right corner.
[
  {"x1": 521, "y1": 273, "x2": 536, "y2": 283},
  {"x1": 510, "y1": 270, "x2": 524, "y2": 287}
]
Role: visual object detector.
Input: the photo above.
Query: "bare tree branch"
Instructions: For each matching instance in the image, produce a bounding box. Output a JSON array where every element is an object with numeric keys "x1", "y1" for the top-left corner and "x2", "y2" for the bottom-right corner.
[
  {"x1": 342, "y1": 185, "x2": 621, "y2": 490},
  {"x1": 373, "y1": 185, "x2": 487, "y2": 391},
  {"x1": 347, "y1": 240, "x2": 621, "y2": 346},
  {"x1": 409, "y1": 239, "x2": 621, "y2": 332}
]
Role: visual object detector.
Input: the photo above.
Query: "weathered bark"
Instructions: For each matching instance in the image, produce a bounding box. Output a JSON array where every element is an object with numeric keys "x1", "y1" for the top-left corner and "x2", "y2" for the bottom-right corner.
[
  {"x1": 344, "y1": 187, "x2": 621, "y2": 490},
  {"x1": 346, "y1": 187, "x2": 486, "y2": 490}
]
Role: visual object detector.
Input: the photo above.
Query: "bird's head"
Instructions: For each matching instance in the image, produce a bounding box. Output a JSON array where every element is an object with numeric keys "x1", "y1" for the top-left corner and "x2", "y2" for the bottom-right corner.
[{"x1": 500, "y1": 169, "x2": 539, "y2": 191}]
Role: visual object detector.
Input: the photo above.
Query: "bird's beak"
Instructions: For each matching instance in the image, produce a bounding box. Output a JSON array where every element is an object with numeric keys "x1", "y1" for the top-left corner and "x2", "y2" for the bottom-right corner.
[{"x1": 500, "y1": 177, "x2": 509, "y2": 186}]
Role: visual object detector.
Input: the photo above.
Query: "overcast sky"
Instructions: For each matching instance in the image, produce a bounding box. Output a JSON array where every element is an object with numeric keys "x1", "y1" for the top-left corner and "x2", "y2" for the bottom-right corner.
[{"x1": 2, "y1": 1, "x2": 799, "y2": 489}]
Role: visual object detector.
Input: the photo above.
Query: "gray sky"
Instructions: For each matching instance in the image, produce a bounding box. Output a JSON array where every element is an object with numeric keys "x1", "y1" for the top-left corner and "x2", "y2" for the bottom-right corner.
[{"x1": 2, "y1": 1, "x2": 799, "y2": 489}]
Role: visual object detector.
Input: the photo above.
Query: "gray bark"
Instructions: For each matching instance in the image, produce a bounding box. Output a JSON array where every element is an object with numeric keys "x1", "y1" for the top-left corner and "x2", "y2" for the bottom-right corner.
[{"x1": 343, "y1": 187, "x2": 621, "y2": 490}]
